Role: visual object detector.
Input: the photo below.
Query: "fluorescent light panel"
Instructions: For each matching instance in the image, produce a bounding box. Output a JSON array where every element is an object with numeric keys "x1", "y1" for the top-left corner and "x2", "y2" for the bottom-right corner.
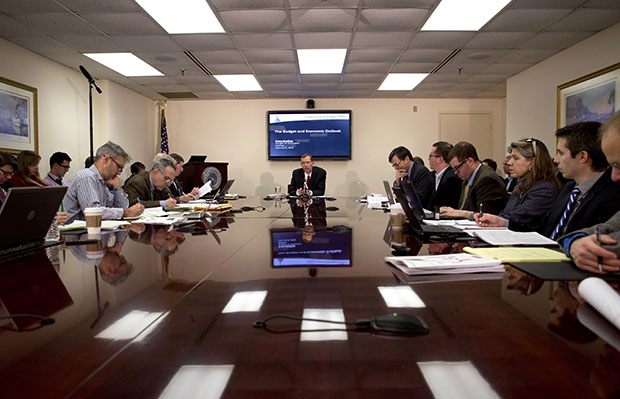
[
  {"x1": 378, "y1": 286, "x2": 426, "y2": 308},
  {"x1": 214, "y1": 74, "x2": 262, "y2": 91},
  {"x1": 417, "y1": 361, "x2": 500, "y2": 399},
  {"x1": 96, "y1": 310, "x2": 167, "y2": 341},
  {"x1": 378, "y1": 73, "x2": 428, "y2": 91},
  {"x1": 84, "y1": 53, "x2": 163, "y2": 77},
  {"x1": 135, "y1": 0, "x2": 224, "y2": 34},
  {"x1": 300, "y1": 308, "x2": 347, "y2": 341},
  {"x1": 222, "y1": 291, "x2": 267, "y2": 313},
  {"x1": 421, "y1": 0, "x2": 511, "y2": 31},
  {"x1": 158, "y1": 365, "x2": 234, "y2": 399},
  {"x1": 297, "y1": 49, "x2": 347, "y2": 74}
]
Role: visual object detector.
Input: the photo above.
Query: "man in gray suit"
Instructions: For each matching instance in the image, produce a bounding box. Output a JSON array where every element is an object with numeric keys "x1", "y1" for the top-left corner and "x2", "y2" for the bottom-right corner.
[{"x1": 561, "y1": 110, "x2": 620, "y2": 274}]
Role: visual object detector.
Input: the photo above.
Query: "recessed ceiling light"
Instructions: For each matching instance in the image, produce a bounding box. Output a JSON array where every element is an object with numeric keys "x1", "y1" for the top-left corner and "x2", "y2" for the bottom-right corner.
[
  {"x1": 84, "y1": 53, "x2": 163, "y2": 76},
  {"x1": 378, "y1": 73, "x2": 428, "y2": 91},
  {"x1": 378, "y1": 286, "x2": 426, "y2": 308},
  {"x1": 421, "y1": 0, "x2": 511, "y2": 31},
  {"x1": 135, "y1": 0, "x2": 224, "y2": 34},
  {"x1": 297, "y1": 49, "x2": 347, "y2": 74},
  {"x1": 300, "y1": 309, "x2": 347, "y2": 341},
  {"x1": 214, "y1": 74, "x2": 262, "y2": 91},
  {"x1": 222, "y1": 291, "x2": 267, "y2": 313}
]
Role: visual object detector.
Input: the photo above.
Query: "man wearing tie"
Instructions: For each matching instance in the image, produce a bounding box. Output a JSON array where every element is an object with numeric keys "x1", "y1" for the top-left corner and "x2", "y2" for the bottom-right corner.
[
  {"x1": 43, "y1": 152, "x2": 71, "y2": 187},
  {"x1": 289, "y1": 153, "x2": 326, "y2": 197},
  {"x1": 125, "y1": 154, "x2": 178, "y2": 208},
  {"x1": 388, "y1": 146, "x2": 433, "y2": 209}
]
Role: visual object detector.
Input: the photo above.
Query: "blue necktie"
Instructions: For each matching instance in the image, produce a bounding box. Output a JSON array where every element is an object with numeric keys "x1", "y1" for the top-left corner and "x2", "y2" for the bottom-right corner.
[{"x1": 550, "y1": 187, "x2": 580, "y2": 239}]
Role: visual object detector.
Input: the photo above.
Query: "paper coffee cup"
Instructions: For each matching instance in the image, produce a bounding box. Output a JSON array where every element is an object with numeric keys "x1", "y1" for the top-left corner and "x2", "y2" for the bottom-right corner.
[{"x1": 84, "y1": 207, "x2": 103, "y2": 234}]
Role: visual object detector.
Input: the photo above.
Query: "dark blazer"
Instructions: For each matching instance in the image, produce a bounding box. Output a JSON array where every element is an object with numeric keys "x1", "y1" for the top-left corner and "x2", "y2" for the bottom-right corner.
[
  {"x1": 170, "y1": 178, "x2": 184, "y2": 197},
  {"x1": 290, "y1": 199, "x2": 327, "y2": 229},
  {"x1": 500, "y1": 180, "x2": 559, "y2": 231},
  {"x1": 289, "y1": 166, "x2": 326, "y2": 196},
  {"x1": 395, "y1": 162, "x2": 433, "y2": 209},
  {"x1": 124, "y1": 171, "x2": 173, "y2": 208},
  {"x1": 429, "y1": 167, "x2": 462, "y2": 210},
  {"x1": 459, "y1": 164, "x2": 507, "y2": 215},
  {"x1": 522, "y1": 168, "x2": 620, "y2": 237}
]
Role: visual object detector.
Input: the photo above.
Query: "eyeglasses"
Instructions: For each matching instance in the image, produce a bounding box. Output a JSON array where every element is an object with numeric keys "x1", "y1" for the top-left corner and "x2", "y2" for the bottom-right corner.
[
  {"x1": 391, "y1": 159, "x2": 402, "y2": 168},
  {"x1": 59, "y1": 163, "x2": 70, "y2": 169},
  {"x1": 111, "y1": 158, "x2": 123, "y2": 173},
  {"x1": 452, "y1": 160, "x2": 466, "y2": 173},
  {"x1": 508, "y1": 138, "x2": 537, "y2": 156},
  {"x1": 0, "y1": 168, "x2": 15, "y2": 177}
]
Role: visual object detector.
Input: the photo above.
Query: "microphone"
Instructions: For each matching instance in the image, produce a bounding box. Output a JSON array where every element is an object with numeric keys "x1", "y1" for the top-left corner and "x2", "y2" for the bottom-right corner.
[{"x1": 79, "y1": 65, "x2": 102, "y2": 94}]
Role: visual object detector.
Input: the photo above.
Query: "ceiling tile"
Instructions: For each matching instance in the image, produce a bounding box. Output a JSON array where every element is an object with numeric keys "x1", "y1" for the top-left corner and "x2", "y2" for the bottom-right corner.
[
  {"x1": 266, "y1": 90, "x2": 303, "y2": 98},
  {"x1": 408, "y1": 32, "x2": 477, "y2": 49},
  {"x1": 449, "y1": 49, "x2": 508, "y2": 64},
  {"x1": 357, "y1": 8, "x2": 428, "y2": 31},
  {"x1": 301, "y1": 75, "x2": 342, "y2": 84},
  {"x1": 289, "y1": 0, "x2": 358, "y2": 8},
  {"x1": 133, "y1": 52, "x2": 190, "y2": 66},
  {"x1": 352, "y1": 32, "x2": 414, "y2": 48},
  {"x1": 0, "y1": 14, "x2": 41, "y2": 36},
  {"x1": 294, "y1": 32, "x2": 352, "y2": 48},
  {"x1": 230, "y1": 91, "x2": 267, "y2": 99},
  {"x1": 210, "y1": 0, "x2": 286, "y2": 10},
  {"x1": 347, "y1": 49, "x2": 401, "y2": 63},
  {"x1": 261, "y1": 82, "x2": 300, "y2": 91},
  {"x1": 251, "y1": 63, "x2": 298, "y2": 74},
  {"x1": 338, "y1": 90, "x2": 375, "y2": 97},
  {"x1": 519, "y1": 32, "x2": 592, "y2": 49},
  {"x1": 364, "y1": 0, "x2": 436, "y2": 7},
  {"x1": 291, "y1": 8, "x2": 357, "y2": 32},
  {"x1": 546, "y1": 9, "x2": 620, "y2": 32},
  {"x1": 340, "y1": 82, "x2": 378, "y2": 90},
  {"x1": 219, "y1": 10, "x2": 291, "y2": 33},
  {"x1": 243, "y1": 50, "x2": 296, "y2": 63},
  {"x1": 341, "y1": 73, "x2": 385, "y2": 83},
  {"x1": 400, "y1": 49, "x2": 456, "y2": 63},
  {"x1": 233, "y1": 33, "x2": 293, "y2": 49},
  {"x1": 416, "y1": 82, "x2": 456, "y2": 90},
  {"x1": 195, "y1": 91, "x2": 234, "y2": 99},
  {"x1": 345, "y1": 62, "x2": 391, "y2": 74},
  {"x1": 390, "y1": 62, "x2": 437, "y2": 73},
  {"x1": 470, "y1": 74, "x2": 511, "y2": 83},
  {"x1": 465, "y1": 32, "x2": 536, "y2": 49},
  {"x1": 13, "y1": 13, "x2": 102, "y2": 35},
  {"x1": 55, "y1": 35, "x2": 129, "y2": 53},
  {"x1": 192, "y1": 50, "x2": 246, "y2": 64},
  {"x1": 1, "y1": 0, "x2": 66, "y2": 14},
  {"x1": 483, "y1": 9, "x2": 572, "y2": 32},
  {"x1": 480, "y1": 62, "x2": 533, "y2": 75},
  {"x1": 582, "y1": 0, "x2": 620, "y2": 7},
  {"x1": 112, "y1": 35, "x2": 182, "y2": 52},
  {"x1": 206, "y1": 63, "x2": 252, "y2": 74},
  {"x1": 256, "y1": 74, "x2": 300, "y2": 83},
  {"x1": 408, "y1": 90, "x2": 447, "y2": 98},
  {"x1": 510, "y1": 0, "x2": 589, "y2": 6},
  {"x1": 497, "y1": 49, "x2": 559, "y2": 63},
  {"x1": 3, "y1": 35, "x2": 76, "y2": 56},
  {"x1": 58, "y1": 0, "x2": 143, "y2": 13},
  {"x1": 302, "y1": 90, "x2": 339, "y2": 97},
  {"x1": 373, "y1": 91, "x2": 409, "y2": 98},
  {"x1": 80, "y1": 13, "x2": 166, "y2": 35},
  {"x1": 435, "y1": 63, "x2": 490, "y2": 74},
  {"x1": 172, "y1": 34, "x2": 236, "y2": 51}
]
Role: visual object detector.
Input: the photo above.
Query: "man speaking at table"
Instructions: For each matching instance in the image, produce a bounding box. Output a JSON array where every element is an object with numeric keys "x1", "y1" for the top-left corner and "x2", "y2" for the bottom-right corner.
[{"x1": 289, "y1": 153, "x2": 326, "y2": 197}]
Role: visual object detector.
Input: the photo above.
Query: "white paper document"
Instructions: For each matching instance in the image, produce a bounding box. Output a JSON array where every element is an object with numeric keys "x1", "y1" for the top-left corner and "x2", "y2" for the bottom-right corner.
[
  {"x1": 198, "y1": 181, "x2": 212, "y2": 198},
  {"x1": 578, "y1": 277, "x2": 620, "y2": 331},
  {"x1": 133, "y1": 216, "x2": 187, "y2": 226},
  {"x1": 59, "y1": 220, "x2": 131, "y2": 231},
  {"x1": 472, "y1": 230, "x2": 558, "y2": 246},
  {"x1": 385, "y1": 253, "x2": 504, "y2": 275}
]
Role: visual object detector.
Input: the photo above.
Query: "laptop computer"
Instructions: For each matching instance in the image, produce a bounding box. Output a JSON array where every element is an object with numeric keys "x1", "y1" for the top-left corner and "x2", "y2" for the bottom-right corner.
[
  {"x1": 201, "y1": 179, "x2": 235, "y2": 200},
  {"x1": 392, "y1": 185, "x2": 469, "y2": 239},
  {"x1": 383, "y1": 180, "x2": 396, "y2": 205},
  {"x1": 399, "y1": 179, "x2": 435, "y2": 219},
  {"x1": 0, "y1": 186, "x2": 68, "y2": 259},
  {"x1": 187, "y1": 155, "x2": 207, "y2": 163}
]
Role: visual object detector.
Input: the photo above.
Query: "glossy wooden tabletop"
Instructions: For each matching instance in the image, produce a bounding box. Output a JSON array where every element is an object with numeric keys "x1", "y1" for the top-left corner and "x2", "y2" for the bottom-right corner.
[{"x1": 1, "y1": 197, "x2": 618, "y2": 398}]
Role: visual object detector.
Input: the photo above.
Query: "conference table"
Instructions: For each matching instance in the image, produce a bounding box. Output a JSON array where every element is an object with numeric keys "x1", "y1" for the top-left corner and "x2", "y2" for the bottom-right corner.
[{"x1": 1, "y1": 196, "x2": 618, "y2": 398}]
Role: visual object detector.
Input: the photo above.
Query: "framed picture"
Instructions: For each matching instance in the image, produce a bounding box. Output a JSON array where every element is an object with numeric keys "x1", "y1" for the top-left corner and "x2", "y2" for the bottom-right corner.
[
  {"x1": 557, "y1": 62, "x2": 620, "y2": 128},
  {"x1": 0, "y1": 76, "x2": 38, "y2": 154}
]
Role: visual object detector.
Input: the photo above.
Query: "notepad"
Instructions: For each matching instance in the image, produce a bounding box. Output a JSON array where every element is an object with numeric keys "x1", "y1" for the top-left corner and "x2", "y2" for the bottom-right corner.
[
  {"x1": 472, "y1": 230, "x2": 558, "y2": 246},
  {"x1": 463, "y1": 246, "x2": 570, "y2": 262}
]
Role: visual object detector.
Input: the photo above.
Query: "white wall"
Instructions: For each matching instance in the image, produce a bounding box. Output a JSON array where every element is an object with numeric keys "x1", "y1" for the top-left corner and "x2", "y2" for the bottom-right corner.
[
  {"x1": 0, "y1": 38, "x2": 156, "y2": 181},
  {"x1": 506, "y1": 22, "x2": 620, "y2": 153},
  {"x1": 167, "y1": 98, "x2": 505, "y2": 196}
]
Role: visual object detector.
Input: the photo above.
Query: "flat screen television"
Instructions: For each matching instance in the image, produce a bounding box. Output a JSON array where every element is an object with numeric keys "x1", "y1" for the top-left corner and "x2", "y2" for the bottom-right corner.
[
  {"x1": 267, "y1": 110, "x2": 351, "y2": 160},
  {"x1": 270, "y1": 228, "x2": 352, "y2": 268}
]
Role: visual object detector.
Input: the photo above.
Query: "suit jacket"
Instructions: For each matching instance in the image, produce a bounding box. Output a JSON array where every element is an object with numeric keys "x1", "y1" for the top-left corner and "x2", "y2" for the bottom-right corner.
[
  {"x1": 500, "y1": 180, "x2": 559, "y2": 231},
  {"x1": 429, "y1": 167, "x2": 462, "y2": 210},
  {"x1": 170, "y1": 178, "x2": 184, "y2": 197},
  {"x1": 563, "y1": 209, "x2": 620, "y2": 257},
  {"x1": 289, "y1": 166, "x2": 326, "y2": 196},
  {"x1": 524, "y1": 168, "x2": 620, "y2": 237},
  {"x1": 124, "y1": 171, "x2": 173, "y2": 208},
  {"x1": 459, "y1": 164, "x2": 507, "y2": 215}
]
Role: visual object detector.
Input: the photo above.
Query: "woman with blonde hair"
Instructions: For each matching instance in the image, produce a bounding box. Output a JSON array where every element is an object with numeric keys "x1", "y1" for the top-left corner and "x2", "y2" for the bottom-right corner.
[
  {"x1": 476, "y1": 138, "x2": 560, "y2": 230},
  {"x1": 10, "y1": 150, "x2": 47, "y2": 187}
]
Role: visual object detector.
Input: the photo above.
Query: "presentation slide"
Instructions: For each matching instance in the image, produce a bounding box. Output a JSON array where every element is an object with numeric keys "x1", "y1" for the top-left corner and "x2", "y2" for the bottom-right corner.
[
  {"x1": 271, "y1": 229, "x2": 352, "y2": 267},
  {"x1": 268, "y1": 111, "x2": 351, "y2": 159}
]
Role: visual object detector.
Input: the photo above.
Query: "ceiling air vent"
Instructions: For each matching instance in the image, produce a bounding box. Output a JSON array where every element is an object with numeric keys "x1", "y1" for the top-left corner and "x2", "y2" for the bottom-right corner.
[
  {"x1": 430, "y1": 48, "x2": 462, "y2": 74},
  {"x1": 184, "y1": 50, "x2": 213, "y2": 76},
  {"x1": 158, "y1": 92, "x2": 199, "y2": 99}
]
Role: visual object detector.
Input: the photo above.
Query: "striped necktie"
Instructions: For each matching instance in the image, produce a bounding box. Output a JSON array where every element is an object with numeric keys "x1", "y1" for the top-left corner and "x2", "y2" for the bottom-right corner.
[
  {"x1": 550, "y1": 187, "x2": 580, "y2": 239},
  {"x1": 0, "y1": 187, "x2": 6, "y2": 203},
  {"x1": 459, "y1": 183, "x2": 471, "y2": 210}
]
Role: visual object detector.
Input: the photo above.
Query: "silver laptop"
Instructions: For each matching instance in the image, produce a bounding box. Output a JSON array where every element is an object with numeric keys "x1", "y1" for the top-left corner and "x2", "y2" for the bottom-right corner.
[{"x1": 0, "y1": 186, "x2": 67, "y2": 259}]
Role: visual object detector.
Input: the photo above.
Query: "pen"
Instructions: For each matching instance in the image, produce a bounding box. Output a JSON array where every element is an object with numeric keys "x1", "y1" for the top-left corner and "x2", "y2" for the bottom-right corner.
[
  {"x1": 137, "y1": 197, "x2": 141, "y2": 204},
  {"x1": 595, "y1": 226, "x2": 603, "y2": 273},
  {"x1": 479, "y1": 203, "x2": 483, "y2": 220}
]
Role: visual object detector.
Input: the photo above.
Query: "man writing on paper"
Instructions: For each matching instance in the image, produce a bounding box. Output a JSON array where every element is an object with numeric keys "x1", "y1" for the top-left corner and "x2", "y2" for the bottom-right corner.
[
  {"x1": 125, "y1": 154, "x2": 179, "y2": 208},
  {"x1": 388, "y1": 146, "x2": 433, "y2": 209},
  {"x1": 289, "y1": 153, "x2": 326, "y2": 197},
  {"x1": 561, "y1": 111, "x2": 620, "y2": 274},
  {"x1": 65, "y1": 141, "x2": 144, "y2": 223}
]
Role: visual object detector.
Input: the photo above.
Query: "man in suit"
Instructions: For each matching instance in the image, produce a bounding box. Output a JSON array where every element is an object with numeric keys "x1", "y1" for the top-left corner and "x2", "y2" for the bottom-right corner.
[
  {"x1": 169, "y1": 153, "x2": 199, "y2": 199},
  {"x1": 428, "y1": 141, "x2": 461, "y2": 209},
  {"x1": 388, "y1": 146, "x2": 433, "y2": 209},
  {"x1": 43, "y1": 152, "x2": 71, "y2": 187},
  {"x1": 125, "y1": 154, "x2": 178, "y2": 208},
  {"x1": 502, "y1": 155, "x2": 518, "y2": 193},
  {"x1": 440, "y1": 141, "x2": 506, "y2": 219},
  {"x1": 289, "y1": 153, "x2": 326, "y2": 196},
  {"x1": 560, "y1": 111, "x2": 620, "y2": 274}
]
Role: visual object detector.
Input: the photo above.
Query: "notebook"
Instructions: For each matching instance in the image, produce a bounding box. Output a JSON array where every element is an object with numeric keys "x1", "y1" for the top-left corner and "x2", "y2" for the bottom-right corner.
[
  {"x1": 393, "y1": 185, "x2": 468, "y2": 239},
  {"x1": 0, "y1": 186, "x2": 67, "y2": 259}
]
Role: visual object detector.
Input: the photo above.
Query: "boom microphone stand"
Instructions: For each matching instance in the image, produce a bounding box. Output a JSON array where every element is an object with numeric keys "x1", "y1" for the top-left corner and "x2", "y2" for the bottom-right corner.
[{"x1": 79, "y1": 65, "x2": 102, "y2": 161}]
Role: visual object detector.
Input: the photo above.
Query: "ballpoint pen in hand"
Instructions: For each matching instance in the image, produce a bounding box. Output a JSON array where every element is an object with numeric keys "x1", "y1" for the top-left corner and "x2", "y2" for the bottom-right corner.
[
  {"x1": 595, "y1": 226, "x2": 603, "y2": 273},
  {"x1": 479, "y1": 203, "x2": 483, "y2": 220}
]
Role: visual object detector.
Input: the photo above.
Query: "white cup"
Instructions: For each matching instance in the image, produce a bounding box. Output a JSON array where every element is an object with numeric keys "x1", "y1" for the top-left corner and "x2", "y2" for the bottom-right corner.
[{"x1": 84, "y1": 207, "x2": 103, "y2": 234}]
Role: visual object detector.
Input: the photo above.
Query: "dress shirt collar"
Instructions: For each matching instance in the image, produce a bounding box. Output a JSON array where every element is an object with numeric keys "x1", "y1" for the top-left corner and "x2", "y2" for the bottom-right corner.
[
  {"x1": 576, "y1": 170, "x2": 604, "y2": 196},
  {"x1": 468, "y1": 164, "x2": 482, "y2": 186},
  {"x1": 435, "y1": 165, "x2": 448, "y2": 190}
]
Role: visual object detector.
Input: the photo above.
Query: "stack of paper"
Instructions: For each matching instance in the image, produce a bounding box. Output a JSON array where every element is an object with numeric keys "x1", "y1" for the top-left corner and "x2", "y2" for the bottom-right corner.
[
  {"x1": 385, "y1": 253, "x2": 504, "y2": 275},
  {"x1": 463, "y1": 247, "x2": 570, "y2": 262},
  {"x1": 472, "y1": 230, "x2": 558, "y2": 246},
  {"x1": 59, "y1": 220, "x2": 131, "y2": 231}
]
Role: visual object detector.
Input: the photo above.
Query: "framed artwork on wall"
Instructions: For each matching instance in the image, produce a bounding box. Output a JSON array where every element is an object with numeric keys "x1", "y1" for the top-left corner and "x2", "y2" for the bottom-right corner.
[
  {"x1": 557, "y1": 62, "x2": 620, "y2": 129},
  {"x1": 0, "y1": 76, "x2": 38, "y2": 154}
]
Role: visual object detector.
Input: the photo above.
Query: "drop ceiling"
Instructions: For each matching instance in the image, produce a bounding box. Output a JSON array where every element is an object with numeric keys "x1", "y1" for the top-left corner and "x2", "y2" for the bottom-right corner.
[{"x1": 1, "y1": 0, "x2": 619, "y2": 100}]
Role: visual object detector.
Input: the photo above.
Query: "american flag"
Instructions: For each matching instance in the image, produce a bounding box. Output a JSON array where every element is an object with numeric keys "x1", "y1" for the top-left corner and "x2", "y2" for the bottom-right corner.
[{"x1": 160, "y1": 109, "x2": 169, "y2": 154}]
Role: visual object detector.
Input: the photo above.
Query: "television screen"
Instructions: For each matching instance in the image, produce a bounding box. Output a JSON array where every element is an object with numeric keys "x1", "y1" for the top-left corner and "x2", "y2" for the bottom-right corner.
[
  {"x1": 267, "y1": 110, "x2": 351, "y2": 160},
  {"x1": 270, "y1": 228, "x2": 352, "y2": 268}
]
